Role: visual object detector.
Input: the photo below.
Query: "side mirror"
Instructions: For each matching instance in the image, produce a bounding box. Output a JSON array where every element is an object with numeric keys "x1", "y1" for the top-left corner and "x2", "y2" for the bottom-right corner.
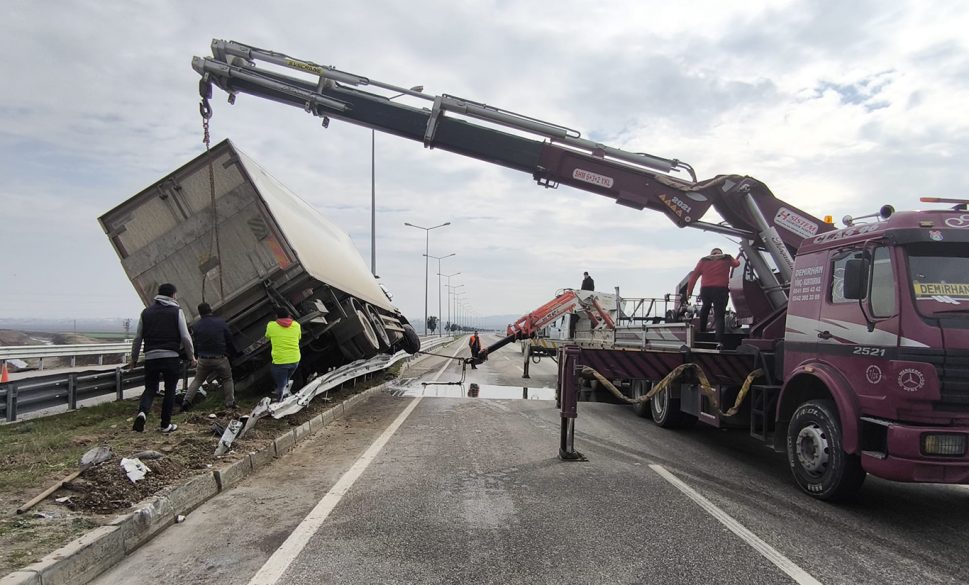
[{"x1": 843, "y1": 258, "x2": 868, "y2": 300}]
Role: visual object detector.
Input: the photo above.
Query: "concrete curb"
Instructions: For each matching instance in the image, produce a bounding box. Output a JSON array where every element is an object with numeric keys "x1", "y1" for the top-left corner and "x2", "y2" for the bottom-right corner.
[{"x1": 7, "y1": 380, "x2": 393, "y2": 585}]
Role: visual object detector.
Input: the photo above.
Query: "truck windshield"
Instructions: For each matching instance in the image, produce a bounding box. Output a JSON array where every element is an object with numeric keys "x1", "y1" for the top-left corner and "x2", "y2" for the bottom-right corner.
[{"x1": 906, "y1": 242, "x2": 969, "y2": 318}]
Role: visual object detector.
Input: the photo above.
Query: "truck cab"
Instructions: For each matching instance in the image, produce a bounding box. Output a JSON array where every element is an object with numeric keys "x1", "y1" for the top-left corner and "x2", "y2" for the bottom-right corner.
[{"x1": 782, "y1": 209, "x2": 969, "y2": 493}]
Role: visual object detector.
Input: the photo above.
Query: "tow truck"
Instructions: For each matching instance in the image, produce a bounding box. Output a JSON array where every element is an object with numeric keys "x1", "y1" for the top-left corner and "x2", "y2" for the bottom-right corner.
[{"x1": 193, "y1": 40, "x2": 969, "y2": 500}]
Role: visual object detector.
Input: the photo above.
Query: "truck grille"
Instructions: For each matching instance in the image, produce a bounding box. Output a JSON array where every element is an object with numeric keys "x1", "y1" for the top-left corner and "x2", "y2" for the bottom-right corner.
[{"x1": 899, "y1": 349, "x2": 969, "y2": 411}]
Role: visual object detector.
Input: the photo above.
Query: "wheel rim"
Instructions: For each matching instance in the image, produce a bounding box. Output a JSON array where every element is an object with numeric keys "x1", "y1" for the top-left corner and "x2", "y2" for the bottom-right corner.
[
  {"x1": 653, "y1": 387, "x2": 668, "y2": 417},
  {"x1": 796, "y1": 423, "x2": 830, "y2": 477},
  {"x1": 365, "y1": 304, "x2": 390, "y2": 347}
]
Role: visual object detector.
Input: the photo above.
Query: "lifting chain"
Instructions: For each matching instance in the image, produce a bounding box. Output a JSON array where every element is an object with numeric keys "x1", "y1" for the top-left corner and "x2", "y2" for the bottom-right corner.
[
  {"x1": 199, "y1": 97, "x2": 225, "y2": 302},
  {"x1": 580, "y1": 363, "x2": 764, "y2": 418}
]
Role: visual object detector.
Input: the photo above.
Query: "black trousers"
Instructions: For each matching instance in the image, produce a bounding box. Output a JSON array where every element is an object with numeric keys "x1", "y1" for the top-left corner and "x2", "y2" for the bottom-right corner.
[
  {"x1": 139, "y1": 357, "x2": 181, "y2": 428},
  {"x1": 699, "y1": 287, "x2": 730, "y2": 341}
]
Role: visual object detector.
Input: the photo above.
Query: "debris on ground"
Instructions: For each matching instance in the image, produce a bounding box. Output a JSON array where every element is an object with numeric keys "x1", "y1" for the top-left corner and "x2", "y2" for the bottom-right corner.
[{"x1": 120, "y1": 458, "x2": 150, "y2": 483}]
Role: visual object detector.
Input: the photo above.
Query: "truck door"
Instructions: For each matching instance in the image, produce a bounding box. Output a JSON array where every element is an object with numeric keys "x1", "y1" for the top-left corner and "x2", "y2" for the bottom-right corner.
[{"x1": 823, "y1": 245, "x2": 899, "y2": 398}]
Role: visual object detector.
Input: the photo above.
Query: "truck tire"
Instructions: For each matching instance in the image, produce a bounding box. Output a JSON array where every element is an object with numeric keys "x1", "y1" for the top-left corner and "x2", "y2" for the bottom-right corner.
[
  {"x1": 353, "y1": 308, "x2": 380, "y2": 354},
  {"x1": 786, "y1": 399, "x2": 866, "y2": 501},
  {"x1": 400, "y1": 324, "x2": 421, "y2": 354},
  {"x1": 631, "y1": 380, "x2": 651, "y2": 418},
  {"x1": 650, "y1": 385, "x2": 695, "y2": 428},
  {"x1": 364, "y1": 303, "x2": 391, "y2": 350}
]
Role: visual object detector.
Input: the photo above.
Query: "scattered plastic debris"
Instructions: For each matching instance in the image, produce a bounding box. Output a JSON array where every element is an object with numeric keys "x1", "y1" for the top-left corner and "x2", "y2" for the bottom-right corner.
[
  {"x1": 120, "y1": 458, "x2": 150, "y2": 483},
  {"x1": 175, "y1": 514, "x2": 186, "y2": 523},
  {"x1": 55, "y1": 497, "x2": 71, "y2": 503}
]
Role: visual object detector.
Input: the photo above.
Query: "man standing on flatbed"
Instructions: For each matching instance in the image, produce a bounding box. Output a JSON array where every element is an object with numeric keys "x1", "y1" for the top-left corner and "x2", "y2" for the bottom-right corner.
[{"x1": 685, "y1": 248, "x2": 740, "y2": 346}]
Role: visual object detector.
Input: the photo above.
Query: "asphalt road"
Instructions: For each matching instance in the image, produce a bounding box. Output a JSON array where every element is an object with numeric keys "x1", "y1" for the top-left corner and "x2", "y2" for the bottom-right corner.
[{"x1": 91, "y1": 334, "x2": 969, "y2": 585}]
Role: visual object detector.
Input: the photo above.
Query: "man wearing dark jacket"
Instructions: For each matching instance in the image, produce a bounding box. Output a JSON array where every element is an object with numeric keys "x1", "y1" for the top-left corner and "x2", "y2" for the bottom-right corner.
[
  {"x1": 581, "y1": 271, "x2": 595, "y2": 291},
  {"x1": 183, "y1": 303, "x2": 237, "y2": 411},
  {"x1": 129, "y1": 283, "x2": 195, "y2": 433}
]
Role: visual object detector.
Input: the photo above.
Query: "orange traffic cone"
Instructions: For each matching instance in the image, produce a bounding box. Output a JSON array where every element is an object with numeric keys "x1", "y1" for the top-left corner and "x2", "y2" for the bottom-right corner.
[{"x1": 1, "y1": 362, "x2": 9, "y2": 383}]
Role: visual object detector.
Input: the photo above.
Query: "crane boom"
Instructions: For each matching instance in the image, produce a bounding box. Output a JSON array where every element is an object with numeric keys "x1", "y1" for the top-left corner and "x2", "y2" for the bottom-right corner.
[{"x1": 192, "y1": 39, "x2": 836, "y2": 318}]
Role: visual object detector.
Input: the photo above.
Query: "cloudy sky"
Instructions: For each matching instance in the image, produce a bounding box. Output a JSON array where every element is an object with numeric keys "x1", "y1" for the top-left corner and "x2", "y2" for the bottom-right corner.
[{"x1": 2, "y1": 1, "x2": 968, "y2": 327}]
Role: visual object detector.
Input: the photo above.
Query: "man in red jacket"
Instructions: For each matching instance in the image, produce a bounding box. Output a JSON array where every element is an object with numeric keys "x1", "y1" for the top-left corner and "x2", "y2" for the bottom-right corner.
[{"x1": 685, "y1": 247, "x2": 740, "y2": 344}]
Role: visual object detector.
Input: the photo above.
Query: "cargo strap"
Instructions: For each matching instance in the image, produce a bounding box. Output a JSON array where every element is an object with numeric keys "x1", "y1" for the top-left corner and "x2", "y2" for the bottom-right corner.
[{"x1": 580, "y1": 364, "x2": 764, "y2": 418}]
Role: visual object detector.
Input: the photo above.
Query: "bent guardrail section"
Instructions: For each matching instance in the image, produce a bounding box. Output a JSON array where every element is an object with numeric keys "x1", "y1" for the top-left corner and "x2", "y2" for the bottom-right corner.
[{"x1": 0, "y1": 336, "x2": 454, "y2": 422}]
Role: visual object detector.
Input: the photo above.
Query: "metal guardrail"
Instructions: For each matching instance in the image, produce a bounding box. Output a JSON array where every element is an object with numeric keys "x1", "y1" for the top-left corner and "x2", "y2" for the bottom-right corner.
[
  {"x1": 0, "y1": 343, "x2": 131, "y2": 370},
  {"x1": 0, "y1": 336, "x2": 455, "y2": 423}
]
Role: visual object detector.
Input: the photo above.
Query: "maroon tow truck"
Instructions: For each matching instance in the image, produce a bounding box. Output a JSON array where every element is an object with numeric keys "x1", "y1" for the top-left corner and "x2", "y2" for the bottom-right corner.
[{"x1": 192, "y1": 40, "x2": 969, "y2": 500}]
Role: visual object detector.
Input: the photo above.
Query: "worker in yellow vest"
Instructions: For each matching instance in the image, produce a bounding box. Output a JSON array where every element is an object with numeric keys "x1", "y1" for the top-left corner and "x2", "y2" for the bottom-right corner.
[{"x1": 265, "y1": 307, "x2": 302, "y2": 401}]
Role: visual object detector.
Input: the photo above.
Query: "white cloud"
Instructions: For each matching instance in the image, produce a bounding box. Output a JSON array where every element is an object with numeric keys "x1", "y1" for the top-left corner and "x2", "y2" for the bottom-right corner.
[{"x1": 1, "y1": 0, "x2": 967, "y2": 322}]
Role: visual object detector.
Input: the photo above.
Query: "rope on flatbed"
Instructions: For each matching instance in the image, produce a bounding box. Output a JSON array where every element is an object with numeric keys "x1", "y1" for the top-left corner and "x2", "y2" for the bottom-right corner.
[{"x1": 579, "y1": 364, "x2": 764, "y2": 418}]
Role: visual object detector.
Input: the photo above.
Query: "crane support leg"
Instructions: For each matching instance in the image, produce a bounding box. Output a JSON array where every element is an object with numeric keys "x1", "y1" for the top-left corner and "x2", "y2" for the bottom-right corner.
[
  {"x1": 558, "y1": 347, "x2": 585, "y2": 461},
  {"x1": 522, "y1": 343, "x2": 531, "y2": 379}
]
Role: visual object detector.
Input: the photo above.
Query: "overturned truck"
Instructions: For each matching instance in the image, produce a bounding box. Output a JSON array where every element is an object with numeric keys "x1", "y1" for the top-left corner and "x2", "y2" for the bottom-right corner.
[{"x1": 99, "y1": 139, "x2": 420, "y2": 391}]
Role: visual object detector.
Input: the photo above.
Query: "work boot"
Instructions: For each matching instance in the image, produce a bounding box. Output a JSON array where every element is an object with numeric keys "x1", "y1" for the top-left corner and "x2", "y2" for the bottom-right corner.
[{"x1": 132, "y1": 412, "x2": 146, "y2": 432}]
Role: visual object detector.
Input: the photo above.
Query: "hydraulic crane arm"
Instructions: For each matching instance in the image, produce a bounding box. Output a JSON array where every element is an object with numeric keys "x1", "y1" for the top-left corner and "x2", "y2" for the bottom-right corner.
[
  {"x1": 475, "y1": 289, "x2": 614, "y2": 363},
  {"x1": 193, "y1": 40, "x2": 835, "y2": 314}
]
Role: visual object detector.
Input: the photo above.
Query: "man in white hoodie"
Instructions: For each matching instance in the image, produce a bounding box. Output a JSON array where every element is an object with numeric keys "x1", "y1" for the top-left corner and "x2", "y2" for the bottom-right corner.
[{"x1": 128, "y1": 283, "x2": 196, "y2": 433}]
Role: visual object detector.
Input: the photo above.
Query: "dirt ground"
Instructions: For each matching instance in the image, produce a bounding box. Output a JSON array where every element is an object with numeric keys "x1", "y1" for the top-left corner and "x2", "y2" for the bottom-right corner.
[{"x1": 0, "y1": 371, "x2": 394, "y2": 576}]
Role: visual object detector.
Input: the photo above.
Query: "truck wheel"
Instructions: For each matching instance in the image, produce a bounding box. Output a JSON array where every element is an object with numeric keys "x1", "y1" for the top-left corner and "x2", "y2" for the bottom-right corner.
[
  {"x1": 631, "y1": 380, "x2": 651, "y2": 418},
  {"x1": 353, "y1": 308, "x2": 380, "y2": 354},
  {"x1": 400, "y1": 324, "x2": 421, "y2": 354},
  {"x1": 364, "y1": 304, "x2": 391, "y2": 350},
  {"x1": 650, "y1": 385, "x2": 692, "y2": 428},
  {"x1": 786, "y1": 399, "x2": 866, "y2": 501}
]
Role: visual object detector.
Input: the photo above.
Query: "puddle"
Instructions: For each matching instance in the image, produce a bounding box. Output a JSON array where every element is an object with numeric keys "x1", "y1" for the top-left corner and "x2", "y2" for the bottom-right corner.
[{"x1": 389, "y1": 382, "x2": 557, "y2": 400}]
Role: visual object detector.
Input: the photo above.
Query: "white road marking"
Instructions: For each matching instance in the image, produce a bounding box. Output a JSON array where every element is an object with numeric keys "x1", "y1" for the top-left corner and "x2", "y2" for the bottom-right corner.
[
  {"x1": 649, "y1": 464, "x2": 823, "y2": 585},
  {"x1": 248, "y1": 342, "x2": 464, "y2": 584}
]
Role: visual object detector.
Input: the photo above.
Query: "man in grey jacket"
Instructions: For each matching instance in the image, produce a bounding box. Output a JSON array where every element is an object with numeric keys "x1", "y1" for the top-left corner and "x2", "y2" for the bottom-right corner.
[{"x1": 128, "y1": 283, "x2": 196, "y2": 433}]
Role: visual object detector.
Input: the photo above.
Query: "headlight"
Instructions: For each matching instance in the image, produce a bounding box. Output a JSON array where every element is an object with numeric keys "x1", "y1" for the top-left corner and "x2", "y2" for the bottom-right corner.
[{"x1": 921, "y1": 433, "x2": 967, "y2": 457}]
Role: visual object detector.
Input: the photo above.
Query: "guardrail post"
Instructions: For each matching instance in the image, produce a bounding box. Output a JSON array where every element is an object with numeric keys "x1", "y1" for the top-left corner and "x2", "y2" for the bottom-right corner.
[
  {"x1": 116, "y1": 367, "x2": 124, "y2": 401},
  {"x1": 71, "y1": 355, "x2": 76, "y2": 368},
  {"x1": 67, "y1": 374, "x2": 77, "y2": 410},
  {"x1": 6, "y1": 384, "x2": 17, "y2": 422}
]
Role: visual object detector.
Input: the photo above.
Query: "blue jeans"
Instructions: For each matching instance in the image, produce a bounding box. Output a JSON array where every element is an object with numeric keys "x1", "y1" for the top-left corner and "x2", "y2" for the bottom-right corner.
[{"x1": 271, "y1": 362, "x2": 299, "y2": 401}]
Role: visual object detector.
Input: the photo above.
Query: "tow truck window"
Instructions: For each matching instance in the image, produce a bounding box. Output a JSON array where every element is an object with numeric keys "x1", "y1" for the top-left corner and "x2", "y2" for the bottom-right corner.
[
  {"x1": 831, "y1": 250, "x2": 865, "y2": 304},
  {"x1": 906, "y1": 242, "x2": 969, "y2": 317},
  {"x1": 869, "y1": 246, "x2": 895, "y2": 317}
]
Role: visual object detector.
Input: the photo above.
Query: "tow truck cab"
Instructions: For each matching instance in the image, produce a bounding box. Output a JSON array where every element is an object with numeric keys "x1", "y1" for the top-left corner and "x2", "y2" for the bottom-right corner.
[{"x1": 783, "y1": 209, "x2": 969, "y2": 483}]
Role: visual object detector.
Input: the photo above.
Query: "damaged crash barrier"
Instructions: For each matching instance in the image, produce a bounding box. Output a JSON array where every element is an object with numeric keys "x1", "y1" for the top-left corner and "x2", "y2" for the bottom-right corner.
[{"x1": 580, "y1": 363, "x2": 764, "y2": 418}]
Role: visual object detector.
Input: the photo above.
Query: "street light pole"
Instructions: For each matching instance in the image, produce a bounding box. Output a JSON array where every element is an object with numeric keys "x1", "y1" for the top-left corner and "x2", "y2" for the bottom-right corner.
[
  {"x1": 441, "y1": 273, "x2": 461, "y2": 334},
  {"x1": 372, "y1": 85, "x2": 423, "y2": 276},
  {"x1": 425, "y1": 253, "x2": 455, "y2": 336},
  {"x1": 454, "y1": 292, "x2": 467, "y2": 332},
  {"x1": 404, "y1": 221, "x2": 450, "y2": 334}
]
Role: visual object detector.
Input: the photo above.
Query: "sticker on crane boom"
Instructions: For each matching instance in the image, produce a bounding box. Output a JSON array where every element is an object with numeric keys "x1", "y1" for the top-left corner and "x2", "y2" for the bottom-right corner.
[
  {"x1": 286, "y1": 59, "x2": 325, "y2": 75},
  {"x1": 572, "y1": 168, "x2": 614, "y2": 189},
  {"x1": 657, "y1": 193, "x2": 693, "y2": 223},
  {"x1": 774, "y1": 207, "x2": 820, "y2": 238}
]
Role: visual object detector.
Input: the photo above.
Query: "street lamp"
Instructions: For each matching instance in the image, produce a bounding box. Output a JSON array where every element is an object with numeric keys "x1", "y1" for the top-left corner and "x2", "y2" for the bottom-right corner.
[
  {"x1": 454, "y1": 292, "x2": 467, "y2": 332},
  {"x1": 372, "y1": 85, "x2": 423, "y2": 275},
  {"x1": 424, "y1": 252, "x2": 455, "y2": 336},
  {"x1": 442, "y1": 272, "x2": 461, "y2": 334},
  {"x1": 404, "y1": 221, "x2": 450, "y2": 334}
]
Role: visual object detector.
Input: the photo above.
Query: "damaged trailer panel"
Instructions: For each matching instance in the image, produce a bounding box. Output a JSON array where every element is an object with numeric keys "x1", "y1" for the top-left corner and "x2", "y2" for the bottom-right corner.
[{"x1": 99, "y1": 139, "x2": 420, "y2": 389}]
